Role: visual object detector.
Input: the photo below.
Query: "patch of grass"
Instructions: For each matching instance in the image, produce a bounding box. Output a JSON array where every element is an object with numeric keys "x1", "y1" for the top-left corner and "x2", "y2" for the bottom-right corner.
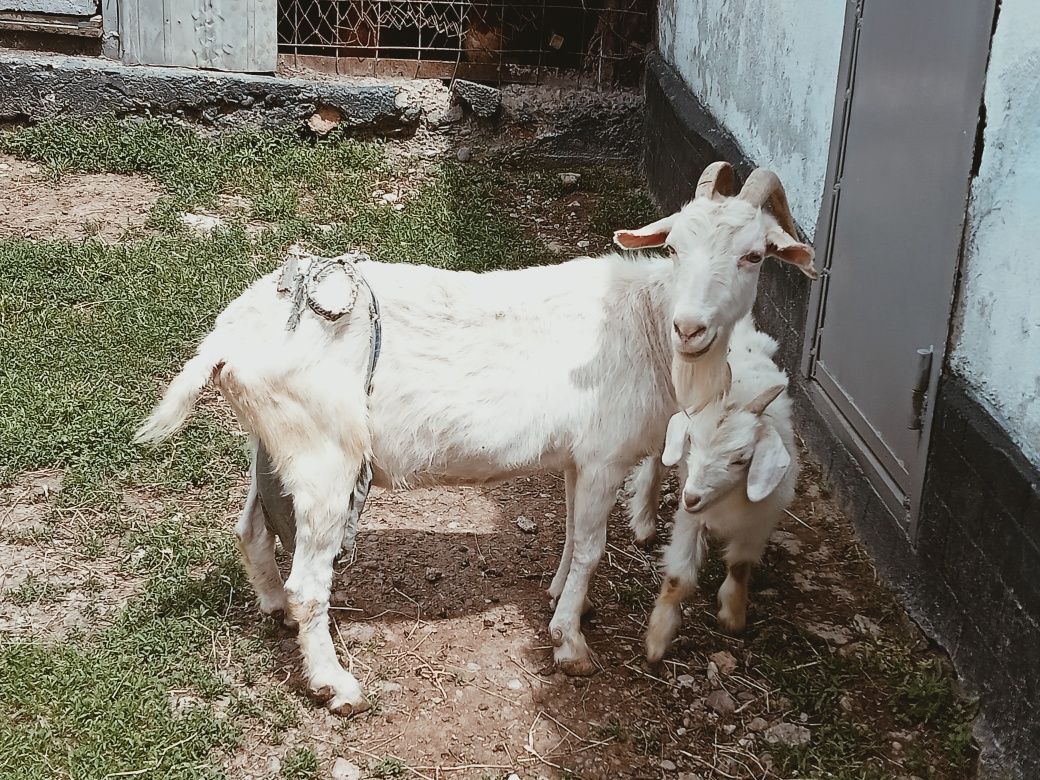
[
  {"x1": 750, "y1": 623, "x2": 976, "y2": 778},
  {"x1": 0, "y1": 539, "x2": 249, "y2": 779},
  {"x1": 280, "y1": 747, "x2": 320, "y2": 779},
  {"x1": 5, "y1": 576, "x2": 66, "y2": 606},
  {"x1": 368, "y1": 756, "x2": 408, "y2": 779}
]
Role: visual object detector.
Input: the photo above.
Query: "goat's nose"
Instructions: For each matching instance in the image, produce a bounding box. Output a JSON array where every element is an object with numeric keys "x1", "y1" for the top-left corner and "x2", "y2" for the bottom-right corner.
[
  {"x1": 674, "y1": 319, "x2": 708, "y2": 342},
  {"x1": 683, "y1": 491, "x2": 703, "y2": 512}
]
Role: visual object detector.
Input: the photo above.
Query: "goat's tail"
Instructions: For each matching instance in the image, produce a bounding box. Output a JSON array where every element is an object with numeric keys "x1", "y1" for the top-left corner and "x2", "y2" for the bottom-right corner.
[{"x1": 134, "y1": 349, "x2": 222, "y2": 445}]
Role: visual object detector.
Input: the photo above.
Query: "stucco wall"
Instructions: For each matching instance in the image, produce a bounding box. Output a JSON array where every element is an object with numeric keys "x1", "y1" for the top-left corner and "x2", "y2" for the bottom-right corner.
[
  {"x1": 656, "y1": 0, "x2": 846, "y2": 236},
  {"x1": 949, "y1": 0, "x2": 1040, "y2": 467}
]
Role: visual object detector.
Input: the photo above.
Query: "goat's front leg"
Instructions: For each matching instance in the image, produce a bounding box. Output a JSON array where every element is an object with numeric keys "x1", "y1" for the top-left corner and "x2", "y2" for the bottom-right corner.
[
  {"x1": 235, "y1": 462, "x2": 289, "y2": 621},
  {"x1": 548, "y1": 466, "x2": 622, "y2": 675},
  {"x1": 717, "y1": 532, "x2": 769, "y2": 634},
  {"x1": 626, "y1": 455, "x2": 664, "y2": 547},
  {"x1": 280, "y1": 450, "x2": 370, "y2": 716},
  {"x1": 645, "y1": 509, "x2": 706, "y2": 663}
]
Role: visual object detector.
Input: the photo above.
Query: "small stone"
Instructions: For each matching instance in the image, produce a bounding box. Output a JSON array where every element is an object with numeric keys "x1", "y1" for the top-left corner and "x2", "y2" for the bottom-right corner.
[
  {"x1": 307, "y1": 106, "x2": 342, "y2": 135},
  {"x1": 331, "y1": 758, "x2": 362, "y2": 780},
  {"x1": 559, "y1": 172, "x2": 581, "y2": 190},
  {"x1": 506, "y1": 774, "x2": 520, "y2": 780},
  {"x1": 382, "y1": 191, "x2": 400, "y2": 203},
  {"x1": 706, "y1": 689, "x2": 736, "y2": 716},
  {"x1": 840, "y1": 694, "x2": 856, "y2": 712},
  {"x1": 483, "y1": 617, "x2": 495, "y2": 628},
  {"x1": 722, "y1": 724, "x2": 736, "y2": 735},
  {"x1": 706, "y1": 660, "x2": 721, "y2": 687},
  {"x1": 379, "y1": 681, "x2": 403, "y2": 694},
  {"x1": 576, "y1": 239, "x2": 590, "y2": 248},
  {"x1": 710, "y1": 650, "x2": 738, "y2": 675},
  {"x1": 507, "y1": 679, "x2": 523, "y2": 690},
  {"x1": 466, "y1": 662, "x2": 480, "y2": 673},
  {"x1": 516, "y1": 515, "x2": 538, "y2": 534},
  {"x1": 763, "y1": 723, "x2": 811, "y2": 747},
  {"x1": 660, "y1": 759, "x2": 677, "y2": 772},
  {"x1": 425, "y1": 567, "x2": 442, "y2": 583},
  {"x1": 547, "y1": 241, "x2": 566, "y2": 254},
  {"x1": 804, "y1": 621, "x2": 852, "y2": 646},
  {"x1": 456, "y1": 146, "x2": 472, "y2": 162},
  {"x1": 676, "y1": 674, "x2": 697, "y2": 688},
  {"x1": 748, "y1": 717, "x2": 768, "y2": 732},
  {"x1": 451, "y1": 79, "x2": 501, "y2": 118},
  {"x1": 266, "y1": 756, "x2": 281, "y2": 774},
  {"x1": 676, "y1": 727, "x2": 686, "y2": 736},
  {"x1": 179, "y1": 211, "x2": 225, "y2": 234}
]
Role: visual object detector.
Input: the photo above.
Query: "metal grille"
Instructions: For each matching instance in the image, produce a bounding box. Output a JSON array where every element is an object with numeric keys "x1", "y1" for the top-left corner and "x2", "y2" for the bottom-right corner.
[{"x1": 278, "y1": 0, "x2": 652, "y2": 86}]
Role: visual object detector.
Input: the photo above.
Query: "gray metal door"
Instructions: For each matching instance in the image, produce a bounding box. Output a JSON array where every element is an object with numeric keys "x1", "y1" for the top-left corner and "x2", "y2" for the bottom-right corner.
[
  {"x1": 807, "y1": 0, "x2": 995, "y2": 519},
  {"x1": 118, "y1": 0, "x2": 276, "y2": 71}
]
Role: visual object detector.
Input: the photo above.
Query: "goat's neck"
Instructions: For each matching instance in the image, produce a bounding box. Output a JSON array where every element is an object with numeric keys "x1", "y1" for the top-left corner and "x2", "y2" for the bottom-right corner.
[{"x1": 671, "y1": 332, "x2": 731, "y2": 410}]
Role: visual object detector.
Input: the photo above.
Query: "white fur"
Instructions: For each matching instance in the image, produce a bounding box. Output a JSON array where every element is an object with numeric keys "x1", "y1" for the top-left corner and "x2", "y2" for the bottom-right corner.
[
  {"x1": 135, "y1": 192, "x2": 806, "y2": 712},
  {"x1": 645, "y1": 318, "x2": 800, "y2": 662}
]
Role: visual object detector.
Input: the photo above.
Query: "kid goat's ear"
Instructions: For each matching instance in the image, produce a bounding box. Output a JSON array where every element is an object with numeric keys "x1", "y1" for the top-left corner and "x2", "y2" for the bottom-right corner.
[
  {"x1": 661, "y1": 413, "x2": 689, "y2": 467},
  {"x1": 746, "y1": 424, "x2": 791, "y2": 502}
]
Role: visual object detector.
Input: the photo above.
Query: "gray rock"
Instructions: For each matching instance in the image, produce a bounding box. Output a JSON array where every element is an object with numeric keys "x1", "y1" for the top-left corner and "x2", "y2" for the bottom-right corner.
[
  {"x1": 660, "y1": 759, "x2": 677, "y2": 772},
  {"x1": 456, "y1": 146, "x2": 472, "y2": 162},
  {"x1": 451, "y1": 79, "x2": 501, "y2": 118},
  {"x1": 516, "y1": 515, "x2": 538, "y2": 534},
  {"x1": 706, "y1": 689, "x2": 736, "y2": 716},
  {"x1": 748, "y1": 717, "x2": 769, "y2": 732},
  {"x1": 559, "y1": 172, "x2": 581, "y2": 189},
  {"x1": 425, "y1": 567, "x2": 443, "y2": 582},
  {"x1": 331, "y1": 758, "x2": 362, "y2": 780},
  {"x1": 763, "y1": 722, "x2": 811, "y2": 747},
  {"x1": 852, "y1": 613, "x2": 883, "y2": 639}
]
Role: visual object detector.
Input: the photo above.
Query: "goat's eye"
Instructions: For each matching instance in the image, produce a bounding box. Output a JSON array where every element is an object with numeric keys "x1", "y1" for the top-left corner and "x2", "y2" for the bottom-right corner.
[
  {"x1": 731, "y1": 454, "x2": 750, "y2": 466},
  {"x1": 740, "y1": 252, "x2": 763, "y2": 265}
]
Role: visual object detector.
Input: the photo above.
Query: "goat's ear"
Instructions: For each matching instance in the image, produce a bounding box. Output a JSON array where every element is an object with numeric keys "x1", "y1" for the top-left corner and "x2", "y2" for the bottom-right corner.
[
  {"x1": 661, "y1": 413, "x2": 689, "y2": 467},
  {"x1": 614, "y1": 215, "x2": 676, "y2": 250},
  {"x1": 765, "y1": 225, "x2": 818, "y2": 279},
  {"x1": 746, "y1": 383, "x2": 786, "y2": 416},
  {"x1": 747, "y1": 424, "x2": 790, "y2": 502}
]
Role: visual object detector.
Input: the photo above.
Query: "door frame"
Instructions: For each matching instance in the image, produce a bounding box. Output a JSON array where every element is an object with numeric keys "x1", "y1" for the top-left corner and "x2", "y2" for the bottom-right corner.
[{"x1": 799, "y1": 0, "x2": 992, "y2": 536}]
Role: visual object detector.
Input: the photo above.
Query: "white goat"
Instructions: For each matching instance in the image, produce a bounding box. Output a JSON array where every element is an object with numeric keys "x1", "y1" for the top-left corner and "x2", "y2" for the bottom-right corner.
[
  {"x1": 134, "y1": 163, "x2": 815, "y2": 715},
  {"x1": 644, "y1": 317, "x2": 799, "y2": 663},
  {"x1": 625, "y1": 168, "x2": 813, "y2": 548}
]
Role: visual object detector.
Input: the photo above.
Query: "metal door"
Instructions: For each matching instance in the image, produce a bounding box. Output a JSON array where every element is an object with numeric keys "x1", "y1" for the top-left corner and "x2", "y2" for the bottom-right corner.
[
  {"x1": 806, "y1": 0, "x2": 996, "y2": 521},
  {"x1": 118, "y1": 0, "x2": 276, "y2": 71}
]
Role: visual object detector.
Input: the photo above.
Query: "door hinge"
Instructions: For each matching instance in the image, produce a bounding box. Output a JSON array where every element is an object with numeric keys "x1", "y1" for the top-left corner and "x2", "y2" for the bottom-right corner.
[{"x1": 908, "y1": 347, "x2": 934, "y2": 431}]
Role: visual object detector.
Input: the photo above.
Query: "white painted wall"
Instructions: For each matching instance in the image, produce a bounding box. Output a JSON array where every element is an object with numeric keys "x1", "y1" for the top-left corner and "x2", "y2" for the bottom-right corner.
[
  {"x1": 950, "y1": 0, "x2": 1040, "y2": 466},
  {"x1": 656, "y1": 0, "x2": 846, "y2": 236}
]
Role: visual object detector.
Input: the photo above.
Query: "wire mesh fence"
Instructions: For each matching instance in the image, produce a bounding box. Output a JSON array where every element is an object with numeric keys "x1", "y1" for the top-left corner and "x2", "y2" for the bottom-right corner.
[{"x1": 278, "y1": 0, "x2": 653, "y2": 86}]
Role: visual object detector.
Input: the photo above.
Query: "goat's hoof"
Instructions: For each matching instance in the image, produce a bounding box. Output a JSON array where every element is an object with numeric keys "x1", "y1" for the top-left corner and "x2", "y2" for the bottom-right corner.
[
  {"x1": 328, "y1": 694, "x2": 371, "y2": 718},
  {"x1": 555, "y1": 655, "x2": 597, "y2": 677},
  {"x1": 717, "y1": 609, "x2": 746, "y2": 635}
]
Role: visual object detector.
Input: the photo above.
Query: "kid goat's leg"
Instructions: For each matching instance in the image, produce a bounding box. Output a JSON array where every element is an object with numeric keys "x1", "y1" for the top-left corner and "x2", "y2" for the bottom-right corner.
[
  {"x1": 645, "y1": 508, "x2": 706, "y2": 663},
  {"x1": 717, "y1": 531, "x2": 770, "y2": 634},
  {"x1": 549, "y1": 465, "x2": 624, "y2": 676},
  {"x1": 280, "y1": 446, "x2": 369, "y2": 716},
  {"x1": 235, "y1": 460, "x2": 289, "y2": 620}
]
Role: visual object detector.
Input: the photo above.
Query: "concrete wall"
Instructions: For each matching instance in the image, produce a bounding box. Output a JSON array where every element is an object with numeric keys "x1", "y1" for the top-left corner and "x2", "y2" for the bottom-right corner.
[
  {"x1": 656, "y1": 0, "x2": 845, "y2": 235},
  {"x1": 949, "y1": 0, "x2": 1040, "y2": 467}
]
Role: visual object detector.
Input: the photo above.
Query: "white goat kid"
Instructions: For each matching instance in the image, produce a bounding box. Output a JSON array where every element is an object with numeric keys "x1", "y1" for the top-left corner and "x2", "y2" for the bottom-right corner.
[
  {"x1": 644, "y1": 320, "x2": 799, "y2": 663},
  {"x1": 134, "y1": 163, "x2": 813, "y2": 715},
  {"x1": 623, "y1": 167, "x2": 816, "y2": 547}
]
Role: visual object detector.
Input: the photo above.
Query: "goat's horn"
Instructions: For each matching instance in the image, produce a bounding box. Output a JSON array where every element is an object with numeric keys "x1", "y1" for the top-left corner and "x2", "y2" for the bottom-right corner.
[
  {"x1": 695, "y1": 161, "x2": 736, "y2": 200},
  {"x1": 739, "y1": 168, "x2": 799, "y2": 238}
]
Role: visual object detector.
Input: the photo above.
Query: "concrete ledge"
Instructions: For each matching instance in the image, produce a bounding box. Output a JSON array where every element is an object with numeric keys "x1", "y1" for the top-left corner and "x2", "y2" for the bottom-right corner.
[{"x1": 0, "y1": 50, "x2": 419, "y2": 131}]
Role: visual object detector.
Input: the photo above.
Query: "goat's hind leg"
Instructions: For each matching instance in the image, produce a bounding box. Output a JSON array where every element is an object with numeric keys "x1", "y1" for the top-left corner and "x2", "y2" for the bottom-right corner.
[
  {"x1": 235, "y1": 461, "x2": 289, "y2": 621},
  {"x1": 626, "y1": 456, "x2": 664, "y2": 548},
  {"x1": 280, "y1": 450, "x2": 370, "y2": 716},
  {"x1": 645, "y1": 509, "x2": 706, "y2": 663}
]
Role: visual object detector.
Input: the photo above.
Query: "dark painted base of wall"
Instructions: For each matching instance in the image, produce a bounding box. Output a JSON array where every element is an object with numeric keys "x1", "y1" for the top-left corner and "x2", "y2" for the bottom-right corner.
[{"x1": 643, "y1": 52, "x2": 1040, "y2": 777}]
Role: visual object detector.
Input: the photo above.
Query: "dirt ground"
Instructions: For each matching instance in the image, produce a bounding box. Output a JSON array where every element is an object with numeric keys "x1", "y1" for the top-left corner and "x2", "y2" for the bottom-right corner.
[
  {"x1": 0, "y1": 119, "x2": 976, "y2": 780},
  {"x1": 0, "y1": 155, "x2": 159, "y2": 241}
]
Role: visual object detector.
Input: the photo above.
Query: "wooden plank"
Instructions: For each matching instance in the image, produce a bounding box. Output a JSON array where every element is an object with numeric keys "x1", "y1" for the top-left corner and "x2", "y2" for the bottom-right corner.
[
  {"x1": 0, "y1": 0, "x2": 96, "y2": 15},
  {"x1": 0, "y1": 11, "x2": 102, "y2": 35}
]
